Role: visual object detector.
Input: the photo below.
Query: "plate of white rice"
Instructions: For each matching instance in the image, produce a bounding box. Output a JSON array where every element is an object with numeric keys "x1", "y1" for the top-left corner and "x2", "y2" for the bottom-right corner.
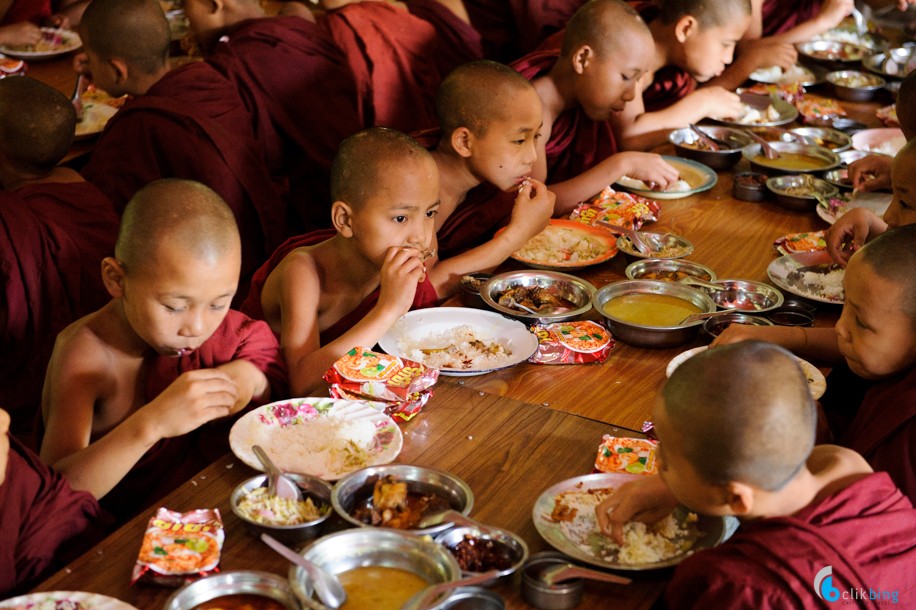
[
  {"x1": 378, "y1": 307, "x2": 538, "y2": 376},
  {"x1": 767, "y1": 251, "x2": 845, "y2": 304},
  {"x1": 533, "y1": 473, "x2": 729, "y2": 570},
  {"x1": 229, "y1": 398, "x2": 402, "y2": 480}
]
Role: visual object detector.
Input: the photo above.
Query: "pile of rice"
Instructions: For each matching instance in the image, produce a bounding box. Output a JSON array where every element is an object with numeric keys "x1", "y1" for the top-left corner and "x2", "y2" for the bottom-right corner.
[
  {"x1": 787, "y1": 266, "x2": 845, "y2": 301},
  {"x1": 251, "y1": 416, "x2": 376, "y2": 476},
  {"x1": 623, "y1": 178, "x2": 692, "y2": 193},
  {"x1": 400, "y1": 325, "x2": 513, "y2": 370},
  {"x1": 515, "y1": 226, "x2": 608, "y2": 264},
  {"x1": 549, "y1": 488, "x2": 697, "y2": 564}
]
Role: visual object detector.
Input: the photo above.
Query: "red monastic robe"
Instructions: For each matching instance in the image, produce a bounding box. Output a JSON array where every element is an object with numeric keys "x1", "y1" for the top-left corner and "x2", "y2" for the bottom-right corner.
[
  {"x1": 0, "y1": 0, "x2": 50, "y2": 25},
  {"x1": 761, "y1": 0, "x2": 823, "y2": 37},
  {"x1": 0, "y1": 436, "x2": 107, "y2": 597},
  {"x1": 0, "y1": 182, "x2": 119, "y2": 440},
  {"x1": 81, "y1": 61, "x2": 288, "y2": 302},
  {"x1": 241, "y1": 230, "x2": 440, "y2": 344},
  {"x1": 667, "y1": 473, "x2": 916, "y2": 609},
  {"x1": 89, "y1": 311, "x2": 286, "y2": 522},
  {"x1": 405, "y1": 0, "x2": 485, "y2": 78},
  {"x1": 630, "y1": 2, "x2": 697, "y2": 112}
]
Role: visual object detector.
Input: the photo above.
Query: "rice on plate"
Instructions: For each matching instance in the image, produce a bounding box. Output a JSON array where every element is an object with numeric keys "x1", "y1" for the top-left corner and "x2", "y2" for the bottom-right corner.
[{"x1": 399, "y1": 324, "x2": 513, "y2": 370}]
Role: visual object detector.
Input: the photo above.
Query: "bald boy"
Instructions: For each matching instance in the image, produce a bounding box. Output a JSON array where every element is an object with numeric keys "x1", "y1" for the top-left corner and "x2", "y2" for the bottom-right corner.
[
  {"x1": 0, "y1": 76, "x2": 118, "y2": 442},
  {"x1": 41, "y1": 179, "x2": 286, "y2": 521},
  {"x1": 80, "y1": 0, "x2": 286, "y2": 299},
  {"x1": 598, "y1": 343, "x2": 916, "y2": 608}
]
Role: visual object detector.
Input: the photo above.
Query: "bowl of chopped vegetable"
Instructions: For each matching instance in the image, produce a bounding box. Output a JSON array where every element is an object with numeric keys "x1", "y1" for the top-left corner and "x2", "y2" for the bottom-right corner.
[{"x1": 231, "y1": 473, "x2": 333, "y2": 545}]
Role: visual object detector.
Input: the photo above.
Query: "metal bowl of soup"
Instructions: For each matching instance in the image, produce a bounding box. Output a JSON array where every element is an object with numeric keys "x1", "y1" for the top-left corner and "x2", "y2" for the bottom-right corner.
[
  {"x1": 164, "y1": 571, "x2": 300, "y2": 610},
  {"x1": 667, "y1": 126, "x2": 754, "y2": 169},
  {"x1": 481, "y1": 271, "x2": 595, "y2": 324},
  {"x1": 744, "y1": 141, "x2": 841, "y2": 175},
  {"x1": 593, "y1": 280, "x2": 716, "y2": 348},
  {"x1": 766, "y1": 174, "x2": 839, "y2": 212}
]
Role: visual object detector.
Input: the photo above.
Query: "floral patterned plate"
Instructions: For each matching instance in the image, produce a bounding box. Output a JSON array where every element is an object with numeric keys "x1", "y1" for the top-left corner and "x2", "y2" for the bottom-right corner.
[
  {"x1": 0, "y1": 591, "x2": 138, "y2": 610},
  {"x1": 228, "y1": 398, "x2": 403, "y2": 481}
]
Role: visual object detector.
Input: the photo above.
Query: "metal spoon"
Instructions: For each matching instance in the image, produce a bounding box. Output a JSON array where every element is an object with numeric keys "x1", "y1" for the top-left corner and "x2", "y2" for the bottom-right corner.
[
  {"x1": 252, "y1": 445, "x2": 302, "y2": 502},
  {"x1": 746, "y1": 130, "x2": 780, "y2": 160},
  {"x1": 403, "y1": 570, "x2": 501, "y2": 610},
  {"x1": 604, "y1": 224, "x2": 654, "y2": 256},
  {"x1": 540, "y1": 563, "x2": 633, "y2": 587},
  {"x1": 416, "y1": 509, "x2": 496, "y2": 534},
  {"x1": 504, "y1": 296, "x2": 540, "y2": 315},
  {"x1": 679, "y1": 308, "x2": 740, "y2": 325},
  {"x1": 688, "y1": 123, "x2": 724, "y2": 151},
  {"x1": 260, "y1": 533, "x2": 347, "y2": 609},
  {"x1": 850, "y1": 6, "x2": 867, "y2": 37},
  {"x1": 70, "y1": 72, "x2": 85, "y2": 122}
]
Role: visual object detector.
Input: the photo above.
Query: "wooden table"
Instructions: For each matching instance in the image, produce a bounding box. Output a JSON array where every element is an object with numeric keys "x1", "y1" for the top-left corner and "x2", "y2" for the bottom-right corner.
[{"x1": 33, "y1": 382, "x2": 668, "y2": 609}]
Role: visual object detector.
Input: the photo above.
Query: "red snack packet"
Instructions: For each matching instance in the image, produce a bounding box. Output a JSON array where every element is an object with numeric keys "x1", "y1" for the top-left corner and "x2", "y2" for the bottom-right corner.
[
  {"x1": 323, "y1": 347, "x2": 439, "y2": 403},
  {"x1": 132, "y1": 508, "x2": 224, "y2": 586},
  {"x1": 0, "y1": 57, "x2": 26, "y2": 77},
  {"x1": 773, "y1": 230, "x2": 827, "y2": 255},
  {"x1": 569, "y1": 187, "x2": 660, "y2": 232},
  {"x1": 329, "y1": 385, "x2": 432, "y2": 422},
  {"x1": 594, "y1": 435, "x2": 659, "y2": 475},
  {"x1": 528, "y1": 320, "x2": 614, "y2": 365},
  {"x1": 795, "y1": 94, "x2": 847, "y2": 123}
]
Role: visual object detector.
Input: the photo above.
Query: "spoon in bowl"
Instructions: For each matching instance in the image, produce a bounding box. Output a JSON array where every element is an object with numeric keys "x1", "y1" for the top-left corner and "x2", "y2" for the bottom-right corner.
[
  {"x1": 260, "y1": 533, "x2": 346, "y2": 609},
  {"x1": 604, "y1": 224, "x2": 654, "y2": 256},
  {"x1": 402, "y1": 570, "x2": 501, "y2": 610},
  {"x1": 252, "y1": 445, "x2": 302, "y2": 502},
  {"x1": 540, "y1": 563, "x2": 633, "y2": 587},
  {"x1": 746, "y1": 130, "x2": 780, "y2": 160},
  {"x1": 688, "y1": 123, "x2": 725, "y2": 151}
]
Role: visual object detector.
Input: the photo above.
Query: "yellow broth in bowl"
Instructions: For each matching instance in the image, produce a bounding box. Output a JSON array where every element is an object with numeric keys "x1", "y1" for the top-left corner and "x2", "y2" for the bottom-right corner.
[
  {"x1": 338, "y1": 566, "x2": 429, "y2": 610},
  {"x1": 752, "y1": 152, "x2": 833, "y2": 171},
  {"x1": 601, "y1": 293, "x2": 702, "y2": 327}
]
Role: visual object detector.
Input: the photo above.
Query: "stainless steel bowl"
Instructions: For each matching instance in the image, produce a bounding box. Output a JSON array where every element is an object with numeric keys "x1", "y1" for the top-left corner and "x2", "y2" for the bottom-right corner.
[
  {"x1": 765, "y1": 174, "x2": 839, "y2": 212},
  {"x1": 625, "y1": 258, "x2": 716, "y2": 283},
  {"x1": 826, "y1": 70, "x2": 886, "y2": 101},
  {"x1": 331, "y1": 464, "x2": 474, "y2": 535},
  {"x1": 616, "y1": 232, "x2": 694, "y2": 260},
  {"x1": 822, "y1": 168, "x2": 853, "y2": 190},
  {"x1": 692, "y1": 279, "x2": 785, "y2": 312},
  {"x1": 459, "y1": 273, "x2": 493, "y2": 309},
  {"x1": 863, "y1": 46, "x2": 916, "y2": 78},
  {"x1": 435, "y1": 525, "x2": 528, "y2": 586},
  {"x1": 790, "y1": 126, "x2": 852, "y2": 152},
  {"x1": 480, "y1": 271, "x2": 595, "y2": 324},
  {"x1": 290, "y1": 529, "x2": 461, "y2": 610},
  {"x1": 797, "y1": 40, "x2": 867, "y2": 65},
  {"x1": 230, "y1": 474, "x2": 333, "y2": 546},
  {"x1": 839, "y1": 149, "x2": 870, "y2": 165},
  {"x1": 593, "y1": 280, "x2": 715, "y2": 349},
  {"x1": 702, "y1": 312, "x2": 774, "y2": 339},
  {"x1": 164, "y1": 571, "x2": 299, "y2": 610},
  {"x1": 521, "y1": 552, "x2": 584, "y2": 610},
  {"x1": 667, "y1": 126, "x2": 753, "y2": 169},
  {"x1": 744, "y1": 141, "x2": 841, "y2": 175}
]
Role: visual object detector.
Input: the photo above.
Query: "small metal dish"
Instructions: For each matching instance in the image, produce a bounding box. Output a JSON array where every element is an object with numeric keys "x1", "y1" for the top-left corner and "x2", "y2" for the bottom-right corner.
[
  {"x1": 702, "y1": 313, "x2": 774, "y2": 339},
  {"x1": 863, "y1": 46, "x2": 916, "y2": 78},
  {"x1": 616, "y1": 232, "x2": 694, "y2": 260},
  {"x1": 480, "y1": 271, "x2": 595, "y2": 324},
  {"x1": 688, "y1": 278, "x2": 785, "y2": 312},
  {"x1": 744, "y1": 142, "x2": 841, "y2": 175},
  {"x1": 765, "y1": 174, "x2": 839, "y2": 212},
  {"x1": 435, "y1": 525, "x2": 528, "y2": 586},
  {"x1": 230, "y1": 474, "x2": 333, "y2": 546},
  {"x1": 667, "y1": 126, "x2": 753, "y2": 169},
  {"x1": 826, "y1": 70, "x2": 886, "y2": 101},
  {"x1": 164, "y1": 571, "x2": 300, "y2": 610},
  {"x1": 822, "y1": 168, "x2": 853, "y2": 190},
  {"x1": 733, "y1": 171, "x2": 768, "y2": 202},
  {"x1": 459, "y1": 273, "x2": 493, "y2": 309},
  {"x1": 838, "y1": 149, "x2": 870, "y2": 165},
  {"x1": 765, "y1": 300, "x2": 817, "y2": 327},
  {"x1": 790, "y1": 127, "x2": 852, "y2": 152},
  {"x1": 625, "y1": 258, "x2": 716, "y2": 283},
  {"x1": 521, "y1": 552, "x2": 584, "y2": 610}
]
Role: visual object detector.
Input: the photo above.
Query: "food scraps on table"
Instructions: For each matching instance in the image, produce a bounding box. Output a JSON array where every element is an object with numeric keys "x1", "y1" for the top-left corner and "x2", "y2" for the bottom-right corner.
[
  {"x1": 528, "y1": 320, "x2": 613, "y2": 365},
  {"x1": 594, "y1": 435, "x2": 659, "y2": 475},
  {"x1": 132, "y1": 507, "x2": 224, "y2": 586},
  {"x1": 350, "y1": 474, "x2": 450, "y2": 529}
]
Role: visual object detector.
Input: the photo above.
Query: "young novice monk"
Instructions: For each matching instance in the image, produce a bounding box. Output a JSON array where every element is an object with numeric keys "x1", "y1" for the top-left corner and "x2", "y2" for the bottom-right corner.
[
  {"x1": 613, "y1": 0, "x2": 750, "y2": 150},
  {"x1": 511, "y1": 0, "x2": 681, "y2": 212},
  {"x1": 597, "y1": 342, "x2": 916, "y2": 608},
  {"x1": 0, "y1": 76, "x2": 119, "y2": 443},
  {"x1": 714, "y1": 225, "x2": 916, "y2": 501},
  {"x1": 243, "y1": 127, "x2": 553, "y2": 395},
  {"x1": 40, "y1": 179, "x2": 287, "y2": 522}
]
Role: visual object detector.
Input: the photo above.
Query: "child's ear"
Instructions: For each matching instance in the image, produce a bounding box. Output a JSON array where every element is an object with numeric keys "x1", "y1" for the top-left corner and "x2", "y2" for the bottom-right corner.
[
  {"x1": 101, "y1": 257, "x2": 126, "y2": 298},
  {"x1": 331, "y1": 200, "x2": 355, "y2": 237},
  {"x1": 723, "y1": 481, "x2": 755, "y2": 516},
  {"x1": 571, "y1": 44, "x2": 593, "y2": 75},
  {"x1": 674, "y1": 15, "x2": 698, "y2": 43},
  {"x1": 450, "y1": 127, "x2": 474, "y2": 158},
  {"x1": 110, "y1": 58, "x2": 129, "y2": 86},
  {"x1": 209, "y1": 0, "x2": 224, "y2": 15}
]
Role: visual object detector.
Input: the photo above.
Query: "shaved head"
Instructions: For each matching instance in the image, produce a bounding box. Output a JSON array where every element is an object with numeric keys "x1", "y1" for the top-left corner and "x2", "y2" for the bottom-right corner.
[
  {"x1": 330, "y1": 127, "x2": 434, "y2": 207},
  {"x1": 435, "y1": 60, "x2": 538, "y2": 137},
  {"x1": 0, "y1": 77, "x2": 75, "y2": 176},
  {"x1": 116, "y1": 179, "x2": 240, "y2": 274},
  {"x1": 561, "y1": 0, "x2": 650, "y2": 58},
  {"x1": 81, "y1": 0, "x2": 171, "y2": 74},
  {"x1": 657, "y1": 0, "x2": 751, "y2": 28},
  {"x1": 855, "y1": 223, "x2": 916, "y2": 324},
  {"x1": 662, "y1": 342, "x2": 815, "y2": 491}
]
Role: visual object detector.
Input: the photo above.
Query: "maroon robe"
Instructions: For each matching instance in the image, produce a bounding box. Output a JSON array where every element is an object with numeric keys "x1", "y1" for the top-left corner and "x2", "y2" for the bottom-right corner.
[
  {"x1": 0, "y1": 0, "x2": 50, "y2": 25},
  {"x1": 81, "y1": 61, "x2": 288, "y2": 302},
  {"x1": 241, "y1": 230, "x2": 440, "y2": 344},
  {"x1": 206, "y1": 16, "x2": 364, "y2": 233},
  {"x1": 0, "y1": 181, "x2": 119, "y2": 441},
  {"x1": 462, "y1": 0, "x2": 587, "y2": 62},
  {"x1": 320, "y1": 2, "x2": 441, "y2": 134},
  {"x1": 0, "y1": 436, "x2": 107, "y2": 597},
  {"x1": 90, "y1": 310, "x2": 287, "y2": 522},
  {"x1": 631, "y1": 2, "x2": 697, "y2": 112},
  {"x1": 667, "y1": 473, "x2": 916, "y2": 609},
  {"x1": 405, "y1": 0, "x2": 485, "y2": 78},
  {"x1": 761, "y1": 0, "x2": 823, "y2": 37}
]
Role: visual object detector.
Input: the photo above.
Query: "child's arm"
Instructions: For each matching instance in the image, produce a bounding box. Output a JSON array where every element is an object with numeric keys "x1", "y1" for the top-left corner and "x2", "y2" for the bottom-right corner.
[
  {"x1": 215, "y1": 360, "x2": 272, "y2": 413},
  {"x1": 703, "y1": 38, "x2": 799, "y2": 92},
  {"x1": 595, "y1": 475, "x2": 679, "y2": 546},
  {"x1": 280, "y1": 247, "x2": 425, "y2": 395},
  {"x1": 711, "y1": 325, "x2": 842, "y2": 362},
  {"x1": 750, "y1": 0, "x2": 853, "y2": 45},
  {"x1": 0, "y1": 21, "x2": 42, "y2": 46},
  {"x1": 427, "y1": 179, "x2": 555, "y2": 296},
  {"x1": 40, "y1": 332, "x2": 239, "y2": 498},
  {"x1": 825, "y1": 207, "x2": 888, "y2": 266}
]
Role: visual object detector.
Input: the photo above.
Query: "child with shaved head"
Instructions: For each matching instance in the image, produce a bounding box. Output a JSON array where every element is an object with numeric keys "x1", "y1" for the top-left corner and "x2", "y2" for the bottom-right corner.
[
  {"x1": 243, "y1": 126, "x2": 551, "y2": 394},
  {"x1": 597, "y1": 342, "x2": 916, "y2": 609},
  {"x1": 0, "y1": 76, "x2": 119, "y2": 443},
  {"x1": 510, "y1": 0, "x2": 681, "y2": 212},
  {"x1": 40, "y1": 179, "x2": 287, "y2": 522}
]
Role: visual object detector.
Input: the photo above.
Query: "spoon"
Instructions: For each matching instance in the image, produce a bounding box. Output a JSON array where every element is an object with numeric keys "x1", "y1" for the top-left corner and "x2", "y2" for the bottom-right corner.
[
  {"x1": 604, "y1": 224, "x2": 654, "y2": 256},
  {"x1": 416, "y1": 509, "x2": 496, "y2": 534},
  {"x1": 260, "y1": 533, "x2": 347, "y2": 609},
  {"x1": 679, "y1": 308, "x2": 740, "y2": 325},
  {"x1": 850, "y1": 6, "x2": 867, "y2": 37},
  {"x1": 746, "y1": 130, "x2": 780, "y2": 160},
  {"x1": 403, "y1": 570, "x2": 502, "y2": 610},
  {"x1": 252, "y1": 445, "x2": 302, "y2": 502},
  {"x1": 688, "y1": 123, "x2": 724, "y2": 151},
  {"x1": 504, "y1": 296, "x2": 540, "y2": 315},
  {"x1": 70, "y1": 72, "x2": 85, "y2": 122},
  {"x1": 540, "y1": 563, "x2": 633, "y2": 587}
]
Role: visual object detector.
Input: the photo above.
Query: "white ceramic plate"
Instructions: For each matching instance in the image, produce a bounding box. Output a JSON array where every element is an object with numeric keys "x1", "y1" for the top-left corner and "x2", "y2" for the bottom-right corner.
[
  {"x1": 815, "y1": 191, "x2": 892, "y2": 225},
  {"x1": 0, "y1": 28, "x2": 81, "y2": 59},
  {"x1": 75, "y1": 102, "x2": 118, "y2": 139},
  {"x1": 851, "y1": 127, "x2": 905, "y2": 157},
  {"x1": 0, "y1": 592, "x2": 139, "y2": 610},
  {"x1": 532, "y1": 473, "x2": 729, "y2": 570},
  {"x1": 378, "y1": 307, "x2": 538, "y2": 376},
  {"x1": 228, "y1": 397, "x2": 402, "y2": 481},
  {"x1": 615, "y1": 156, "x2": 717, "y2": 200},
  {"x1": 666, "y1": 346, "x2": 827, "y2": 400},
  {"x1": 767, "y1": 251, "x2": 845, "y2": 304}
]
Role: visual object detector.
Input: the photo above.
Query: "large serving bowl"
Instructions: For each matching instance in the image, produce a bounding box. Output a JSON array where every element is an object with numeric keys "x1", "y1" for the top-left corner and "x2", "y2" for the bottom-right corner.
[
  {"x1": 289, "y1": 529, "x2": 461, "y2": 610},
  {"x1": 481, "y1": 270, "x2": 595, "y2": 324},
  {"x1": 765, "y1": 174, "x2": 839, "y2": 212},
  {"x1": 667, "y1": 126, "x2": 753, "y2": 169},
  {"x1": 826, "y1": 70, "x2": 886, "y2": 101},
  {"x1": 230, "y1": 474, "x2": 333, "y2": 546},
  {"x1": 593, "y1": 280, "x2": 715, "y2": 349},
  {"x1": 744, "y1": 141, "x2": 840, "y2": 175},
  {"x1": 164, "y1": 571, "x2": 299, "y2": 610},
  {"x1": 332, "y1": 464, "x2": 474, "y2": 536},
  {"x1": 435, "y1": 525, "x2": 528, "y2": 586},
  {"x1": 625, "y1": 258, "x2": 716, "y2": 283}
]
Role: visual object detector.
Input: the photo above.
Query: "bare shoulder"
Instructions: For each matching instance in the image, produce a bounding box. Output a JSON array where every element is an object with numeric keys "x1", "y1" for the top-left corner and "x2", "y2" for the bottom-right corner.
[
  {"x1": 51, "y1": 311, "x2": 117, "y2": 374},
  {"x1": 808, "y1": 445, "x2": 873, "y2": 496}
]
